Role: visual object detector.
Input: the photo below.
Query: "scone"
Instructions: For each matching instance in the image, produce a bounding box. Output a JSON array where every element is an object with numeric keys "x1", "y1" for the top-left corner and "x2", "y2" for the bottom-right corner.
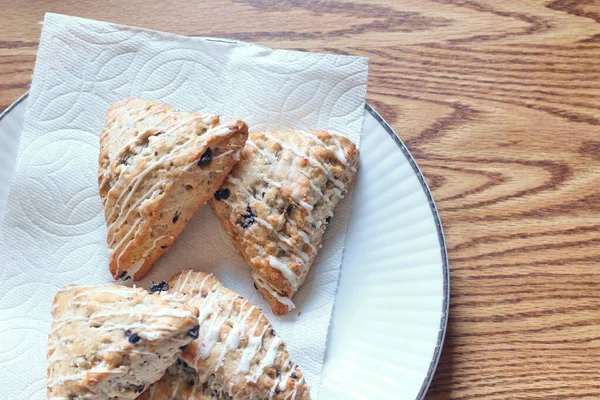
[
  {"x1": 98, "y1": 98, "x2": 248, "y2": 281},
  {"x1": 47, "y1": 284, "x2": 199, "y2": 400},
  {"x1": 209, "y1": 130, "x2": 359, "y2": 314},
  {"x1": 143, "y1": 270, "x2": 310, "y2": 400}
]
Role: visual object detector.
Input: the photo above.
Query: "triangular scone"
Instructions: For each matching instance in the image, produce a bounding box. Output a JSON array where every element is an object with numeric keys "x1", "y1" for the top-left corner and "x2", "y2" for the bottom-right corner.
[
  {"x1": 98, "y1": 99, "x2": 248, "y2": 281},
  {"x1": 143, "y1": 270, "x2": 310, "y2": 400},
  {"x1": 47, "y1": 284, "x2": 200, "y2": 399},
  {"x1": 209, "y1": 130, "x2": 359, "y2": 314}
]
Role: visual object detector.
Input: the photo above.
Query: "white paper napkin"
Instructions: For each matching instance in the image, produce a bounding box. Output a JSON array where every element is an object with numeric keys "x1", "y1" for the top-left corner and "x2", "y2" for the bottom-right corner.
[{"x1": 0, "y1": 13, "x2": 368, "y2": 399}]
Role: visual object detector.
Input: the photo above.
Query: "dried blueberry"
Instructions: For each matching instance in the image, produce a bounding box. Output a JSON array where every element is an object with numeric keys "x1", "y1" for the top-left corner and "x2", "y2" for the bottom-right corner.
[
  {"x1": 154, "y1": 151, "x2": 158, "y2": 156},
  {"x1": 172, "y1": 212, "x2": 180, "y2": 223},
  {"x1": 214, "y1": 188, "x2": 230, "y2": 201},
  {"x1": 135, "y1": 384, "x2": 145, "y2": 393},
  {"x1": 124, "y1": 329, "x2": 132, "y2": 337},
  {"x1": 149, "y1": 281, "x2": 169, "y2": 294},
  {"x1": 236, "y1": 205, "x2": 256, "y2": 229},
  {"x1": 184, "y1": 184, "x2": 193, "y2": 191},
  {"x1": 270, "y1": 329, "x2": 276, "y2": 336},
  {"x1": 122, "y1": 154, "x2": 132, "y2": 166},
  {"x1": 198, "y1": 148, "x2": 212, "y2": 166},
  {"x1": 128, "y1": 333, "x2": 141, "y2": 344},
  {"x1": 119, "y1": 271, "x2": 131, "y2": 281},
  {"x1": 188, "y1": 324, "x2": 200, "y2": 339},
  {"x1": 291, "y1": 373, "x2": 298, "y2": 379}
]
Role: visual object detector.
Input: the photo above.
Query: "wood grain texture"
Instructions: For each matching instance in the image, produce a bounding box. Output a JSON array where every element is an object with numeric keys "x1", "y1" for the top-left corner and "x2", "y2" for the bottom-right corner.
[{"x1": 1, "y1": 0, "x2": 600, "y2": 398}]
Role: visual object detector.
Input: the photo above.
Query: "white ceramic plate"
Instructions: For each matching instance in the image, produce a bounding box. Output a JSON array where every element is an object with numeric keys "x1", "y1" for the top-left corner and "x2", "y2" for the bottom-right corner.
[{"x1": 0, "y1": 93, "x2": 448, "y2": 400}]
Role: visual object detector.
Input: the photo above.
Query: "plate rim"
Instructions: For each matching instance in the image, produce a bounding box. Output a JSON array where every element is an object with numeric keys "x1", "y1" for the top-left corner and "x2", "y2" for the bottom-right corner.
[
  {"x1": 365, "y1": 103, "x2": 449, "y2": 399},
  {"x1": 0, "y1": 92, "x2": 449, "y2": 400}
]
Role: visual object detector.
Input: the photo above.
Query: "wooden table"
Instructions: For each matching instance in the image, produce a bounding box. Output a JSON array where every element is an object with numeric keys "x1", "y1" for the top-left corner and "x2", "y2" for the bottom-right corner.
[{"x1": 2, "y1": 1, "x2": 599, "y2": 398}]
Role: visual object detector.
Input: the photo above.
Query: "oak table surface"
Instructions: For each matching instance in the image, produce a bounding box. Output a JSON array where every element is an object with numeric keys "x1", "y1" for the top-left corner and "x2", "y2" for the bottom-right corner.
[{"x1": 2, "y1": 1, "x2": 600, "y2": 399}]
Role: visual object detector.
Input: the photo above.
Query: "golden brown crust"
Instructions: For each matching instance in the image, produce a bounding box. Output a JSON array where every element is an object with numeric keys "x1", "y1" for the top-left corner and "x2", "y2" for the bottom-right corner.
[
  {"x1": 142, "y1": 270, "x2": 310, "y2": 400},
  {"x1": 137, "y1": 360, "x2": 213, "y2": 399},
  {"x1": 47, "y1": 284, "x2": 199, "y2": 399},
  {"x1": 210, "y1": 130, "x2": 359, "y2": 314},
  {"x1": 98, "y1": 98, "x2": 248, "y2": 281}
]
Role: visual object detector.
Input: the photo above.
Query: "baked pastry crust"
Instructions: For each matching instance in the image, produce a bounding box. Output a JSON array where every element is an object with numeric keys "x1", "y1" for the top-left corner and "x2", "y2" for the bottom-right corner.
[
  {"x1": 98, "y1": 98, "x2": 248, "y2": 281},
  {"x1": 141, "y1": 270, "x2": 310, "y2": 400},
  {"x1": 47, "y1": 284, "x2": 199, "y2": 399},
  {"x1": 210, "y1": 130, "x2": 359, "y2": 314},
  {"x1": 137, "y1": 360, "x2": 211, "y2": 400}
]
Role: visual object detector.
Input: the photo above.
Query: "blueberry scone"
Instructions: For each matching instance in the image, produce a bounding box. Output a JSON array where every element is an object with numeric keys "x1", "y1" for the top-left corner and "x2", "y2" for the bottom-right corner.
[
  {"x1": 209, "y1": 130, "x2": 359, "y2": 314},
  {"x1": 98, "y1": 98, "x2": 248, "y2": 281},
  {"x1": 47, "y1": 284, "x2": 200, "y2": 399},
  {"x1": 142, "y1": 270, "x2": 310, "y2": 400}
]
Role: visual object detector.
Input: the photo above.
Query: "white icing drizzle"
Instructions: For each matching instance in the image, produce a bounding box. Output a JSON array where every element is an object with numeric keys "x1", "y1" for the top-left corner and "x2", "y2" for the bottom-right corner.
[
  {"x1": 99, "y1": 105, "x2": 179, "y2": 191},
  {"x1": 174, "y1": 269, "x2": 192, "y2": 290},
  {"x1": 303, "y1": 130, "x2": 350, "y2": 166},
  {"x1": 296, "y1": 230, "x2": 317, "y2": 252},
  {"x1": 258, "y1": 336, "x2": 282, "y2": 375},
  {"x1": 262, "y1": 131, "x2": 346, "y2": 191},
  {"x1": 238, "y1": 325, "x2": 269, "y2": 375},
  {"x1": 197, "y1": 296, "x2": 237, "y2": 363},
  {"x1": 268, "y1": 256, "x2": 298, "y2": 287},
  {"x1": 209, "y1": 301, "x2": 256, "y2": 375},
  {"x1": 291, "y1": 192, "x2": 314, "y2": 213},
  {"x1": 276, "y1": 357, "x2": 292, "y2": 392},
  {"x1": 142, "y1": 235, "x2": 170, "y2": 258},
  {"x1": 262, "y1": 176, "x2": 282, "y2": 189},
  {"x1": 191, "y1": 271, "x2": 214, "y2": 295},
  {"x1": 47, "y1": 372, "x2": 87, "y2": 387},
  {"x1": 247, "y1": 138, "x2": 277, "y2": 163},
  {"x1": 100, "y1": 111, "x2": 174, "y2": 188},
  {"x1": 182, "y1": 125, "x2": 239, "y2": 173},
  {"x1": 103, "y1": 106, "x2": 155, "y2": 150},
  {"x1": 252, "y1": 273, "x2": 296, "y2": 312},
  {"x1": 105, "y1": 114, "x2": 199, "y2": 219},
  {"x1": 127, "y1": 258, "x2": 146, "y2": 278},
  {"x1": 251, "y1": 216, "x2": 308, "y2": 264},
  {"x1": 237, "y1": 219, "x2": 302, "y2": 292},
  {"x1": 224, "y1": 302, "x2": 254, "y2": 352},
  {"x1": 213, "y1": 149, "x2": 235, "y2": 159},
  {"x1": 105, "y1": 118, "x2": 202, "y2": 275},
  {"x1": 227, "y1": 175, "x2": 242, "y2": 185}
]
